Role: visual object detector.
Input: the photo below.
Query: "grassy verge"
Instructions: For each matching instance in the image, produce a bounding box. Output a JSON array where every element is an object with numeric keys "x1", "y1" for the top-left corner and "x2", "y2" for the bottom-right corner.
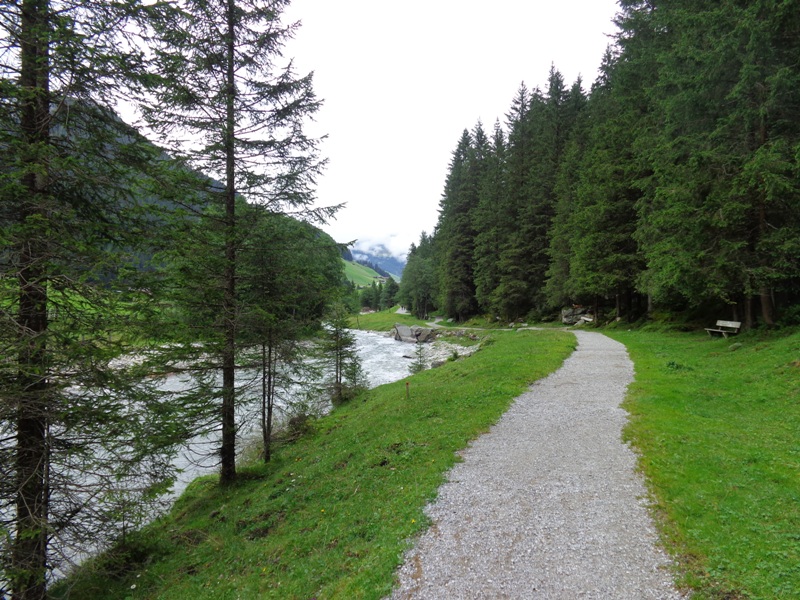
[
  {"x1": 606, "y1": 328, "x2": 800, "y2": 599},
  {"x1": 57, "y1": 329, "x2": 576, "y2": 600}
]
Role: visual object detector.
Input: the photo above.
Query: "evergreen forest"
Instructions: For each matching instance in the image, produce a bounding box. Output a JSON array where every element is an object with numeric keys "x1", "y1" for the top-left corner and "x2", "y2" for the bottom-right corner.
[
  {"x1": 400, "y1": 2, "x2": 800, "y2": 328},
  {"x1": 0, "y1": 1, "x2": 355, "y2": 597}
]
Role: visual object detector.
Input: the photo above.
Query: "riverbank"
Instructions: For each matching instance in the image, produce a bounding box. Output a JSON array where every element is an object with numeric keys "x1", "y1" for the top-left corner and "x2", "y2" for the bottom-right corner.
[{"x1": 53, "y1": 329, "x2": 576, "y2": 599}]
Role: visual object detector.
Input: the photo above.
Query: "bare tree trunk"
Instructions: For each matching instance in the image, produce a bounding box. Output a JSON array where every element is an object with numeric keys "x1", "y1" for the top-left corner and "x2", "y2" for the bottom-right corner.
[
  {"x1": 593, "y1": 296, "x2": 600, "y2": 328},
  {"x1": 220, "y1": 0, "x2": 237, "y2": 485},
  {"x1": 744, "y1": 295, "x2": 754, "y2": 331},
  {"x1": 12, "y1": 1, "x2": 51, "y2": 597},
  {"x1": 261, "y1": 336, "x2": 275, "y2": 463},
  {"x1": 760, "y1": 288, "x2": 774, "y2": 326}
]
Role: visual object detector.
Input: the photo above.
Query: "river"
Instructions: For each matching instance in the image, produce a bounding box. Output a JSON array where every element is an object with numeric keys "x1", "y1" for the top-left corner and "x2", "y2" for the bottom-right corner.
[{"x1": 168, "y1": 329, "x2": 412, "y2": 495}]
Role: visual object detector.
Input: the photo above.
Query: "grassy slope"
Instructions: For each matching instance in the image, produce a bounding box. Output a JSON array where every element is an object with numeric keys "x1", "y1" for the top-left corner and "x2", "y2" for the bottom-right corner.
[
  {"x1": 343, "y1": 259, "x2": 382, "y2": 286},
  {"x1": 607, "y1": 328, "x2": 800, "y2": 599},
  {"x1": 59, "y1": 329, "x2": 576, "y2": 600}
]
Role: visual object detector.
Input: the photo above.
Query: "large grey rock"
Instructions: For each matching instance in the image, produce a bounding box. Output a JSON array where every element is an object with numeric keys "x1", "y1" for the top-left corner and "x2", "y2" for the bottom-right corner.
[
  {"x1": 393, "y1": 324, "x2": 437, "y2": 343},
  {"x1": 413, "y1": 327, "x2": 436, "y2": 343},
  {"x1": 393, "y1": 324, "x2": 417, "y2": 343}
]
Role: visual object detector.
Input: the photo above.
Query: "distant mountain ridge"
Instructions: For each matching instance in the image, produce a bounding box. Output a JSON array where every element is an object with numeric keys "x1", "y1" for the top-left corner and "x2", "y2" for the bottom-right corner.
[{"x1": 351, "y1": 243, "x2": 405, "y2": 277}]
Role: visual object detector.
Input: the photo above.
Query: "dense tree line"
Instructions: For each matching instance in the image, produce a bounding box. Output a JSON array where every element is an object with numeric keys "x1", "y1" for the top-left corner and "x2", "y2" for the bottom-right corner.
[
  {"x1": 0, "y1": 1, "x2": 351, "y2": 597},
  {"x1": 402, "y1": 2, "x2": 800, "y2": 326},
  {"x1": 359, "y1": 278, "x2": 399, "y2": 311}
]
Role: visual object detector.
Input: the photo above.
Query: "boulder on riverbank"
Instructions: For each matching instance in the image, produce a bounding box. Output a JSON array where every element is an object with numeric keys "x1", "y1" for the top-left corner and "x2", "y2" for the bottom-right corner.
[{"x1": 393, "y1": 324, "x2": 436, "y2": 343}]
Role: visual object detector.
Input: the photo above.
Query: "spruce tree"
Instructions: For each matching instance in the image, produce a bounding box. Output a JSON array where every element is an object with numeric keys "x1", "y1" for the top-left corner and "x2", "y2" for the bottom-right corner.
[
  {"x1": 436, "y1": 127, "x2": 484, "y2": 321},
  {"x1": 492, "y1": 84, "x2": 535, "y2": 319},
  {"x1": 141, "y1": 0, "x2": 328, "y2": 484},
  {"x1": 547, "y1": 50, "x2": 644, "y2": 319},
  {"x1": 623, "y1": 1, "x2": 800, "y2": 324},
  {"x1": 1, "y1": 2, "x2": 185, "y2": 596},
  {"x1": 398, "y1": 233, "x2": 437, "y2": 319},
  {"x1": 237, "y1": 209, "x2": 343, "y2": 462},
  {"x1": 472, "y1": 120, "x2": 508, "y2": 313}
]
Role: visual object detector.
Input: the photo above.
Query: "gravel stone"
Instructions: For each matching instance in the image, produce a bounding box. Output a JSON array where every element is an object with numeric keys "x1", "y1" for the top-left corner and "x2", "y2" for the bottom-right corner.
[{"x1": 388, "y1": 331, "x2": 686, "y2": 600}]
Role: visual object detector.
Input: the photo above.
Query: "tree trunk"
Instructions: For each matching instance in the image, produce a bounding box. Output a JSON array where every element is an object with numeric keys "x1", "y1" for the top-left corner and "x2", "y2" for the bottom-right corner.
[
  {"x1": 760, "y1": 287, "x2": 774, "y2": 326},
  {"x1": 12, "y1": 1, "x2": 51, "y2": 597},
  {"x1": 261, "y1": 337, "x2": 275, "y2": 463},
  {"x1": 219, "y1": 0, "x2": 237, "y2": 485},
  {"x1": 744, "y1": 295, "x2": 754, "y2": 330}
]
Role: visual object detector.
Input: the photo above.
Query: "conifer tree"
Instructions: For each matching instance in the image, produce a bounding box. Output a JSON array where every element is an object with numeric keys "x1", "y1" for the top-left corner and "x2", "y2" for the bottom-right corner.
[
  {"x1": 547, "y1": 50, "x2": 644, "y2": 319},
  {"x1": 436, "y1": 129, "x2": 480, "y2": 321},
  {"x1": 1, "y1": 2, "x2": 186, "y2": 596},
  {"x1": 141, "y1": 0, "x2": 329, "y2": 484},
  {"x1": 518, "y1": 67, "x2": 582, "y2": 314},
  {"x1": 398, "y1": 233, "x2": 437, "y2": 319},
  {"x1": 472, "y1": 120, "x2": 508, "y2": 313},
  {"x1": 492, "y1": 84, "x2": 536, "y2": 318},
  {"x1": 622, "y1": 1, "x2": 800, "y2": 324},
  {"x1": 237, "y1": 209, "x2": 343, "y2": 462}
]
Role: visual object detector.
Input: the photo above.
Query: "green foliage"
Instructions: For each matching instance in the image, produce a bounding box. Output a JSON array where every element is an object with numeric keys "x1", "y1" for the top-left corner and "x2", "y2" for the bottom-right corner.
[
  {"x1": 409, "y1": 343, "x2": 427, "y2": 375},
  {"x1": 424, "y1": 1, "x2": 800, "y2": 327},
  {"x1": 397, "y1": 232, "x2": 438, "y2": 319},
  {"x1": 323, "y1": 303, "x2": 366, "y2": 406},
  {"x1": 608, "y1": 328, "x2": 800, "y2": 598},
  {"x1": 55, "y1": 330, "x2": 576, "y2": 599},
  {"x1": 140, "y1": 0, "x2": 331, "y2": 484},
  {"x1": 1, "y1": 2, "x2": 192, "y2": 593},
  {"x1": 436, "y1": 129, "x2": 480, "y2": 321}
]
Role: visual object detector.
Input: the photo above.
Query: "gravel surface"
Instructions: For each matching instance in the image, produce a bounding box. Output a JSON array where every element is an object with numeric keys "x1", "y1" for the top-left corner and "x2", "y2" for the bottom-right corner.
[{"x1": 388, "y1": 331, "x2": 686, "y2": 599}]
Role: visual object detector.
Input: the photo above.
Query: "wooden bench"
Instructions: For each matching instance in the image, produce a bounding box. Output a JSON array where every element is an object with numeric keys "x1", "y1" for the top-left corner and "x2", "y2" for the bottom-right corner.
[{"x1": 705, "y1": 320, "x2": 741, "y2": 338}]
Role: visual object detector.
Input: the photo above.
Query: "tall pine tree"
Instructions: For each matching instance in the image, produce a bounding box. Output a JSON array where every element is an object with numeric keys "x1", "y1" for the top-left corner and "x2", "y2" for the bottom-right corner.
[
  {"x1": 142, "y1": 0, "x2": 328, "y2": 483},
  {"x1": 436, "y1": 129, "x2": 480, "y2": 321},
  {"x1": 1, "y1": 2, "x2": 187, "y2": 596}
]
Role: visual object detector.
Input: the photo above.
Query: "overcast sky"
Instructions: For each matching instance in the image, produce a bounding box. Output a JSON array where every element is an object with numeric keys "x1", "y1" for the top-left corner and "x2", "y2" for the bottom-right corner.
[{"x1": 282, "y1": 1, "x2": 621, "y2": 260}]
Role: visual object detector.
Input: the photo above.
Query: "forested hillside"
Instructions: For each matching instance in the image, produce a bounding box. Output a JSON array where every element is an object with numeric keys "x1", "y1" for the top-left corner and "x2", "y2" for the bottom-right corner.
[{"x1": 400, "y1": 2, "x2": 800, "y2": 327}]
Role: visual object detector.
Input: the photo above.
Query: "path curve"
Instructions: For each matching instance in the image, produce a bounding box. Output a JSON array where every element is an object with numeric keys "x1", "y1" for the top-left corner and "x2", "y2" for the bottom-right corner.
[{"x1": 389, "y1": 330, "x2": 685, "y2": 599}]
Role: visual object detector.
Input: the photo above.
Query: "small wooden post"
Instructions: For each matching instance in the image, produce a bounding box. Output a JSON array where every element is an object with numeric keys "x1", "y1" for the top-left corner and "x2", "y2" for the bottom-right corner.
[{"x1": 406, "y1": 381, "x2": 409, "y2": 399}]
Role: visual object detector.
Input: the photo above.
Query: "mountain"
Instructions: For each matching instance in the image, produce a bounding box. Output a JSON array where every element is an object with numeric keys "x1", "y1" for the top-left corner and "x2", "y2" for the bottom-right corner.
[
  {"x1": 341, "y1": 259, "x2": 383, "y2": 287},
  {"x1": 350, "y1": 244, "x2": 406, "y2": 277}
]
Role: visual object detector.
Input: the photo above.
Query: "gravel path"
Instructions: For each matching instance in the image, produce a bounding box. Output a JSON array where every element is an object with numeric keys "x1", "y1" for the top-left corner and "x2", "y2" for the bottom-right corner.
[{"x1": 389, "y1": 331, "x2": 685, "y2": 599}]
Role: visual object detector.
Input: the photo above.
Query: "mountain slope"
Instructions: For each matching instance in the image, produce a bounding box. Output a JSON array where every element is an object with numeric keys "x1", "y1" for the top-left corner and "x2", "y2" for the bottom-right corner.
[{"x1": 342, "y1": 259, "x2": 383, "y2": 286}]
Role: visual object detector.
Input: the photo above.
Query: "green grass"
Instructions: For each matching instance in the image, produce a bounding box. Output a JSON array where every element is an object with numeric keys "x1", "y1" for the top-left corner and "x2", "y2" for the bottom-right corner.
[
  {"x1": 342, "y1": 259, "x2": 382, "y2": 287},
  {"x1": 606, "y1": 328, "x2": 800, "y2": 599},
  {"x1": 349, "y1": 307, "x2": 430, "y2": 332},
  {"x1": 57, "y1": 329, "x2": 576, "y2": 600}
]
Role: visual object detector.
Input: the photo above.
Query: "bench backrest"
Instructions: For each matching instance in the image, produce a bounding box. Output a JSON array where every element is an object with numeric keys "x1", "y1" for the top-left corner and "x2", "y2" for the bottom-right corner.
[{"x1": 716, "y1": 320, "x2": 741, "y2": 329}]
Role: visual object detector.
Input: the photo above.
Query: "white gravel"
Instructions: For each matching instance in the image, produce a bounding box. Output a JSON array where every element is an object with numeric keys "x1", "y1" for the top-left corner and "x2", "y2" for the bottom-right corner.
[{"x1": 388, "y1": 331, "x2": 686, "y2": 600}]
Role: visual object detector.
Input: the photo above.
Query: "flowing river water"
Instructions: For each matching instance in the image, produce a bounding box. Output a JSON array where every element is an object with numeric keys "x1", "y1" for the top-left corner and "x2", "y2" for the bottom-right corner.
[
  {"x1": 169, "y1": 329, "x2": 413, "y2": 496},
  {"x1": 0, "y1": 329, "x2": 414, "y2": 595}
]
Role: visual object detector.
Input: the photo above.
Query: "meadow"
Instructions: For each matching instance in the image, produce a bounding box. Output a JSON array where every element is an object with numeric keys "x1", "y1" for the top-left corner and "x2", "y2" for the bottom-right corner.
[{"x1": 608, "y1": 327, "x2": 800, "y2": 599}]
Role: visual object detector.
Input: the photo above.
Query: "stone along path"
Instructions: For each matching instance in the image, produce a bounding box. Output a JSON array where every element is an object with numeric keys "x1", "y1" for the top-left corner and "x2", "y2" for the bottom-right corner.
[{"x1": 389, "y1": 331, "x2": 685, "y2": 599}]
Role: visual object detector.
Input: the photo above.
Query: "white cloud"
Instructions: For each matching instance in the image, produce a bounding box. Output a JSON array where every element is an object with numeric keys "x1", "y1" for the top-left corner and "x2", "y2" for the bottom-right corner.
[{"x1": 284, "y1": 1, "x2": 620, "y2": 256}]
